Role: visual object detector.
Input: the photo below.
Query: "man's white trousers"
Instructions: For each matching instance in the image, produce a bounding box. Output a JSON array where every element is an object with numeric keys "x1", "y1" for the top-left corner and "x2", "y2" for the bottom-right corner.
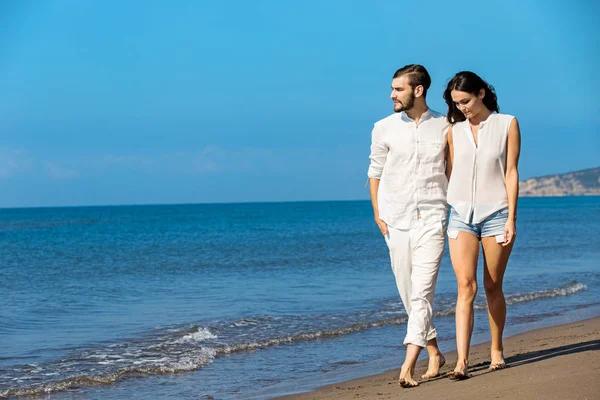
[{"x1": 384, "y1": 218, "x2": 445, "y2": 348}]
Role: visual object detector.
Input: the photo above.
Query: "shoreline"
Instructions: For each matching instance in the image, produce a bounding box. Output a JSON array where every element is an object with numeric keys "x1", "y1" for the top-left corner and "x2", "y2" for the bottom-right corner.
[{"x1": 275, "y1": 316, "x2": 600, "y2": 400}]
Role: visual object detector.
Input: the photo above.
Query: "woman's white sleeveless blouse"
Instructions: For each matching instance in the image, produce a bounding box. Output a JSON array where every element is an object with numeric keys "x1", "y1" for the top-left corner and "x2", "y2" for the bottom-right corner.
[{"x1": 447, "y1": 113, "x2": 515, "y2": 224}]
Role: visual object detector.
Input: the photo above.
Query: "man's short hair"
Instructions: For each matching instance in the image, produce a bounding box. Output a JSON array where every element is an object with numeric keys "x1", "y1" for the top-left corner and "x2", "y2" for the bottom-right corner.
[{"x1": 393, "y1": 64, "x2": 431, "y2": 96}]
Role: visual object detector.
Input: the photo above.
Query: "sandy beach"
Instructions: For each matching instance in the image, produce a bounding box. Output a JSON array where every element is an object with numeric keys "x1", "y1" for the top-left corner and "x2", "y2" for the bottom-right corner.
[{"x1": 278, "y1": 316, "x2": 600, "y2": 400}]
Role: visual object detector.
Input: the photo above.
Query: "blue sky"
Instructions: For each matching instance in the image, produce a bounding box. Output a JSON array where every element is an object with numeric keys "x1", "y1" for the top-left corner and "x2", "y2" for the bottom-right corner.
[{"x1": 1, "y1": 0, "x2": 598, "y2": 207}]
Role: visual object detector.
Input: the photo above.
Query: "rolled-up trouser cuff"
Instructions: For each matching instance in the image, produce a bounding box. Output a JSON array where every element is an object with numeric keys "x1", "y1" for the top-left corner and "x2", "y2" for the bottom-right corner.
[
  {"x1": 403, "y1": 327, "x2": 437, "y2": 348},
  {"x1": 426, "y1": 328, "x2": 437, "y2": 342}
]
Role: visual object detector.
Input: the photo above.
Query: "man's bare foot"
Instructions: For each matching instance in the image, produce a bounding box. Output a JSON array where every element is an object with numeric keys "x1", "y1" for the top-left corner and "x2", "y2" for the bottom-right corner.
[
  {"x1": 398, "y1": 364, "x2": 419, "y2": 388},
  {"x1": 489, "y1": 348, "x2": 505, "y2": 371},
  {"x1": 421, "y1": 352, "x2": 446, "y2": 379}
]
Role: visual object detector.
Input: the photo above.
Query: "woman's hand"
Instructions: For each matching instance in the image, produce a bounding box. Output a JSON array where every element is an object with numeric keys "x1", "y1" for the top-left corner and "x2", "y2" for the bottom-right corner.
[
  {"x1": 503, "y1": 219, "x2": 516, "y2": 247},
  {"x1": 375, "y1": 216, "x2": 388, "y2": 236}
]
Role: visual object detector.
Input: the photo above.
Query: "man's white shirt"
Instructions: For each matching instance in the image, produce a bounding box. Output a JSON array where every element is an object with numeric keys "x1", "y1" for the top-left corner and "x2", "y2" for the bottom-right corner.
[{"x1": 368, "y1": 109, "x2": 449, "y2": 229}]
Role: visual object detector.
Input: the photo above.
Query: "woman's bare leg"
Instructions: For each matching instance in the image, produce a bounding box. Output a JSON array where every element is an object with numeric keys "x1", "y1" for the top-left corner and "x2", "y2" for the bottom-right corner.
[
  {"x1": 449, "y1": 231, "x2": 480, "y2": 375},
  {"x1": 481, "y1": 237, "x2": 514, "y2": 369}
]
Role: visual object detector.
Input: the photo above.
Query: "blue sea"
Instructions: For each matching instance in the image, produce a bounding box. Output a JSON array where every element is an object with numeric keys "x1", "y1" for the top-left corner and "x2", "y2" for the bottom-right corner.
[{"x1": 1, "y1": 197, "x2": 599, "y2": 399}]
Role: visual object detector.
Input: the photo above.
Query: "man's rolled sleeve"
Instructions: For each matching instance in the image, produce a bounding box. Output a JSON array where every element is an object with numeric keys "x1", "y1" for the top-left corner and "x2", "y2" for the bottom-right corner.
[{"x1": 367, "y1": 124, "x2": 387, "y2": 179}]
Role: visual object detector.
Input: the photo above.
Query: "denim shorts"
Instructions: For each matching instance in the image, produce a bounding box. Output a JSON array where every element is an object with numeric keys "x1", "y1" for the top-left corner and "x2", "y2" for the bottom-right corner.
[{"x1": 447, "y1": 207, "x2": 508, "y2": 243}]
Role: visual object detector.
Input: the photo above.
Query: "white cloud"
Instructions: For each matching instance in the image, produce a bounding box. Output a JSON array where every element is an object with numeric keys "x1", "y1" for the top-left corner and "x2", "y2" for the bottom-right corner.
[
  {"x1": 0, "y1": 145, "x2": 363, "y2": 182},
  {"x1": 45, "y1": 162, "x2": 80, "y2": 180},
  {"x1": 0, "y1": 147, "x2": 34, "y2": 178},
  {"x1": 191, "y1": 146, "x2": 224, "y2": 172},
  {"x1": 101, "y1": 155, "x2": 155, "y2": 166}
]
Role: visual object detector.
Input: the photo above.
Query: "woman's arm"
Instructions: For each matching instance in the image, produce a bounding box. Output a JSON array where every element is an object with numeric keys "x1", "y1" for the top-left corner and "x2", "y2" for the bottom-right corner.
[
  {"x1": 445, "y1": 125, "x2": 454, "y2": 181},
  {"x1": 503, "y1": 118, "x2": 521, "y2": 246}
]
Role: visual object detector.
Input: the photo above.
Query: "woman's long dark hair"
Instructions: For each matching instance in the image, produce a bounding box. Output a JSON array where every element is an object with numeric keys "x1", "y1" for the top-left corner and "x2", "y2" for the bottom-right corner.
[{"x1": 443, "y1": 71, "x2": 499, "y2": 124}]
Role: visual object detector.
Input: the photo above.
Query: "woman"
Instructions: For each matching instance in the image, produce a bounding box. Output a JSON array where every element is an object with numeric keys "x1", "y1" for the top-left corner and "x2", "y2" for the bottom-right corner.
[{"x1": 443, "y1": 71, "x2": 521, "y2": 379}]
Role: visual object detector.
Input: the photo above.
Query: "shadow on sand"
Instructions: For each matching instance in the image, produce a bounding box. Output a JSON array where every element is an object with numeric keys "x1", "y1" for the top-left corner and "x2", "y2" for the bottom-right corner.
[
  {"x1": 467, "y1": 339, "x2": 599, "y2": 376},
  {"x1": 421, "y1": 339, "x2": 600, "y2": 383}
]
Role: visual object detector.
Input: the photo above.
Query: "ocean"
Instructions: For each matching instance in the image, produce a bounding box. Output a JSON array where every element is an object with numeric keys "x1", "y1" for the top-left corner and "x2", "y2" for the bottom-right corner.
[{"x1": 1, "y1": 197, "x2": 599, "y2": 399}]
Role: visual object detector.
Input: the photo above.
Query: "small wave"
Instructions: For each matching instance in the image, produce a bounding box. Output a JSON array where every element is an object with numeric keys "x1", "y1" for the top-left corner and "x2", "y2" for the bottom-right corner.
[
  {"x1": 505, "y1": 281, "x2": 587, "y2": 305},
  {"x1": 0, "y1": 346, "x2": 217, "y2": 398},
  {"x1": 212, "y1": 281, "x2": 588, "y2": 354},
  {"x1": 217, "y1": 317, "x2": 407, "y2": 355},
  {"x1": 170, "y1": 328, "x2": 217, "y2": 344}
]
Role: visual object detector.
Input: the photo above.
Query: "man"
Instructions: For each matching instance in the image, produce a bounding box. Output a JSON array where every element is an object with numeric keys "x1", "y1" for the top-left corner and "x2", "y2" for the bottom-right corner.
[{"x1": 368, "y1": 64, "x2": 449, "y2": 387}]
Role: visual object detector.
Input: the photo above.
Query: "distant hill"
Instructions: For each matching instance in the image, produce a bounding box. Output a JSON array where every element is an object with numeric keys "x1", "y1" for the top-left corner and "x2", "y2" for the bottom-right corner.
[{"x1": 519, "y1": 167, "x2": 600, "y2": 197}]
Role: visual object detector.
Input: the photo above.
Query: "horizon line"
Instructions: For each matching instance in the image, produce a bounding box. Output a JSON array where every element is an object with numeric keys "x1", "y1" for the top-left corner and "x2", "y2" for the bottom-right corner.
[{"x1": 2, "y1": 195, "x2": 600, "y2": 211}]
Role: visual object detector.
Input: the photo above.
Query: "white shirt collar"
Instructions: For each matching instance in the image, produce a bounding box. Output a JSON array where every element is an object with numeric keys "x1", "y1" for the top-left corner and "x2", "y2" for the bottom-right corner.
[
  {"x1": 400, "y1": 108, "x2": 433, "y2": 123},
  {"x1": 479, "y1": 111, "x2": 497, "y2": 127}
]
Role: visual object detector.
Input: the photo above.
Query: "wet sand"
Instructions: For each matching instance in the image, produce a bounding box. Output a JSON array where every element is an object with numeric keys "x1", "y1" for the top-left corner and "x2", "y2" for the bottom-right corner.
[{"x1": 277, "y1": 316, "x2": 600, "y2": 400}]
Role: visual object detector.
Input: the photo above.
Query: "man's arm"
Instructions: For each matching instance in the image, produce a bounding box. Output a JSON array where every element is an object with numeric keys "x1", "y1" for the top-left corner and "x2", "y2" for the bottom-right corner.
[
  {"x1": 367, "y1": 124, "x2": 389, "y2": 236},
  {"x1": 369, "y1": 178, "x2": 388, "y2": 235}
]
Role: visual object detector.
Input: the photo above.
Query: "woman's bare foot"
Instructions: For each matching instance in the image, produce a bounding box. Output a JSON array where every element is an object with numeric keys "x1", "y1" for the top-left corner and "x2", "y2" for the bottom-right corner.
[
  {"x1": 448, "y1": 359, "x2": 469, "y2": 380},
  {"x1": 489, "y1": 348, "x2": 506, "y2": 371},
  {"x1": 398, "y1": 363, "x2": 419, "y2": 388},
  {"x1": 421, "y1": 352, "x2": 446, "y2": 379}
]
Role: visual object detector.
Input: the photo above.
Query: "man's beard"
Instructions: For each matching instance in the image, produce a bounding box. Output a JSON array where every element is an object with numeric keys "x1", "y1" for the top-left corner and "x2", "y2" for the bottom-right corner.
[{"x1": 394, "y1": 93, "x2": 415, "y2": 113}]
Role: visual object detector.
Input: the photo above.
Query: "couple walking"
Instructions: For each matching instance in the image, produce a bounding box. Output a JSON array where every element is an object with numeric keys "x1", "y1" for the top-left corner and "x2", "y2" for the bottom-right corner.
[{"x1": 368, "y1": 64, "x2": 521, "y2": 387}]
